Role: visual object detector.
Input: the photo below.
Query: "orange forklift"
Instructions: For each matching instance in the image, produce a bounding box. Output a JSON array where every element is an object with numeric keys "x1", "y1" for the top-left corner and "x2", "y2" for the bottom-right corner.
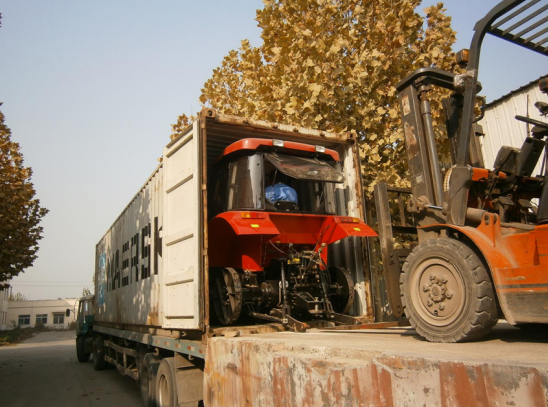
[{"x1": 376, "y1": 0, "x2": 548, "y2": 342}]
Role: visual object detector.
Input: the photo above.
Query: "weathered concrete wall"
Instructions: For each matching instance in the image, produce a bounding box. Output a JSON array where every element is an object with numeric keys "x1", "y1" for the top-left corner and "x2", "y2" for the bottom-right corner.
[{"x1": 204, "y1": 327, "x2": 548, "y2": 407}]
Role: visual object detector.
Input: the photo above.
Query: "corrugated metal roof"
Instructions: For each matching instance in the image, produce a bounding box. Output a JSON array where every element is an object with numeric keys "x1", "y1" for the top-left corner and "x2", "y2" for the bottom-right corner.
[{"x1": 486, "y1": 74, "x2": 548, "y2": 107}]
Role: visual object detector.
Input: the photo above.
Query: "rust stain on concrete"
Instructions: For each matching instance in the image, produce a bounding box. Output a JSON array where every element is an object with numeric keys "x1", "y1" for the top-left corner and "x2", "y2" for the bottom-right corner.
[
  {"x1": 440, "y1": 363, "x2": 488, "y2": 406},
  {"x1": 204, "y1": 337, "x2": 548, "y2": 407}
]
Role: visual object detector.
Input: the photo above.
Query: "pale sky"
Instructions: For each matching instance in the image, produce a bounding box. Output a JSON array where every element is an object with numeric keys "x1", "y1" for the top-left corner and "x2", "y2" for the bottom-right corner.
[{"x1": 1, "y1": 0, "x2": 546, "y2": 299}]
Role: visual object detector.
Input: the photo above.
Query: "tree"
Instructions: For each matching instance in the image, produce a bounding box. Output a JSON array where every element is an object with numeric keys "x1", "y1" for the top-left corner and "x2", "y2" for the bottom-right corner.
[
  {"x1": 9, "y1": 292, "x2": 28, "y2": 301},
  {"x1": 82, "y1": 287, "x2": 92, "y2": 297},
  {"x1": 177, "y1": 0, "x2": 457, "y2": 192},
  {"x1": 0, "y1": 107, "x2": 48, "y2": 283}
]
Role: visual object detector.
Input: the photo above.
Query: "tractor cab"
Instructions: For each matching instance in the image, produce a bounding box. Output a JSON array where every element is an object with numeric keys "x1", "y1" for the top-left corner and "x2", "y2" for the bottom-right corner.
[{"x1": 209, "y1": 138, "x2": 344, "y2": 218}]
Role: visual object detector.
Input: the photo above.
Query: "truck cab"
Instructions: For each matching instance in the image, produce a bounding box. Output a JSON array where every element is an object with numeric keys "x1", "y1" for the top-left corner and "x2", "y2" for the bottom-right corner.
[{"x1": 75, "y1": 295, "x2": 94, "y2": 363}]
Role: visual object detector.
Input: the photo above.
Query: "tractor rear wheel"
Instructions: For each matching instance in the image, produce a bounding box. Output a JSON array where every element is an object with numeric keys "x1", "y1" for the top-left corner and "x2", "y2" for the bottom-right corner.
[
  {"x1": 211, "y1": 268, "x2": 242, "y2": 325},
  {"x1": 328, "y1": 267, "x2": 355, "y2": 314},
  {"x1": 400, "y1": 238, "x2": 498, "y2": 343}
]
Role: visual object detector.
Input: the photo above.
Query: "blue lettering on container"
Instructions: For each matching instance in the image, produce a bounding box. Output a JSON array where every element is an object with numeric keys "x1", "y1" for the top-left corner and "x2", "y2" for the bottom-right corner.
[{"x1": 98, "y1": 252, "x2": 107, "y2": 306}]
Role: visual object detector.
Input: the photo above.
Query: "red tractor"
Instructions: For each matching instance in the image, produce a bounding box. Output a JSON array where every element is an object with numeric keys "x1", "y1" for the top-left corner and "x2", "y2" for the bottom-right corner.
[{"x1": 207, "y1": 138, "x2": 376, "y2": 331}]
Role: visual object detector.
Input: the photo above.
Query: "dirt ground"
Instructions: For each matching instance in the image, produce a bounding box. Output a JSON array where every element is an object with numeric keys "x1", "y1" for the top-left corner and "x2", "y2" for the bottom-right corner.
[{"x1": 0, "y1": 330, "x2": 141, "y2": 407}]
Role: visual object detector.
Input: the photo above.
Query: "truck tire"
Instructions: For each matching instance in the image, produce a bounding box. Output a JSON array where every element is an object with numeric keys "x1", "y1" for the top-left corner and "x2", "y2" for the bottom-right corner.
[
  {"x1": 156, "y1": 358, "x2": 177, "y2": 407},
  {"x1": 400, "y1": 238, "x2": 498, "y2": 343},
  {"x1": 93, "y1": 336, "x2": 108, "y2": 371},
  {"x1": 140, "y1": 353, "x2": 161, "y2": 407},
  {"x1": 76, "y1": 336, "x2": 90, "y2": 362}
]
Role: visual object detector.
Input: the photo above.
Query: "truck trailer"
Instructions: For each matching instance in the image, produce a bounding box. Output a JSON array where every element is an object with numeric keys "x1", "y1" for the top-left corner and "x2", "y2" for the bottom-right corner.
[{"x1": 76, "y1": 108, "x2": 377, "y2": 406}]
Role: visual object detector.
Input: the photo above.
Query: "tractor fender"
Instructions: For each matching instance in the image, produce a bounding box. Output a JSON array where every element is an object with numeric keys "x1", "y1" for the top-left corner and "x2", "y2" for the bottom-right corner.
[
  {"x1": 209, "y1": 212, "x2": 280, "y2": 236},
  {"x1": 321, "y1": 217, "x2": 377, "y2": 244}
]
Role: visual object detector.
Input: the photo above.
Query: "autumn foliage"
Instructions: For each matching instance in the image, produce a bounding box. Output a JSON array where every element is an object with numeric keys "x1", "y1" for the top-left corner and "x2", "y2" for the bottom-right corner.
[
  {"x1": 0, "y1": 108, "x2": 48, "y2": 283},
  {"x1": 173, "y1": 0, "x2": 457, "y2": 192}
]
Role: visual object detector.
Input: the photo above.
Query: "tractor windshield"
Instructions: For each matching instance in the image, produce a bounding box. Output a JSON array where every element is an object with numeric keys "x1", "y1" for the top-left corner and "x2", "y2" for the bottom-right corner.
[{"x1": 264, "y1": 153, "x2": 344, "y2": 183}]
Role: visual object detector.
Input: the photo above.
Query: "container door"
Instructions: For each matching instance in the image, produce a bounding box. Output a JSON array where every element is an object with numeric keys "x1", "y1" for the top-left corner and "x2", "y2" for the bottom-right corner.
[{"x1": 162, "y1": 121, "x2": 203, "y2": 329}]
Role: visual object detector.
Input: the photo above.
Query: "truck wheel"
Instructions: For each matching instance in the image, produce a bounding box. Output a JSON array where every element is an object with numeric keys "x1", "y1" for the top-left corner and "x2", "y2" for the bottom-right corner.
[
  {"x1": 400, "y1": 238, "x2": 498, "y2": 343},
  {"x1": 93, "y1": 336, "x2": 108, "y2": 370},
  {"x1": 156, "y1": 358, "x2": 178, "y2": 407},
  {"x1": 139, "y1": 353, "x2": 160, "y2": 407},
  {"x1": 76, "y1": 336, "x2": 90, "y2": 362}
]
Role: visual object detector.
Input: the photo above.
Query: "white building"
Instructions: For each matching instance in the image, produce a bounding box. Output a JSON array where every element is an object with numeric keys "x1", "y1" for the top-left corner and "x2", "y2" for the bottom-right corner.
[
  {"x1": 6, "y1": 298, "x2": 79, "y2": 330},
  {"x1": 479, "y1": 75, "x2": 548, "y2": 171},
  {"x1": 0, "y1": 283, "x2": 11, "y2": 330}
]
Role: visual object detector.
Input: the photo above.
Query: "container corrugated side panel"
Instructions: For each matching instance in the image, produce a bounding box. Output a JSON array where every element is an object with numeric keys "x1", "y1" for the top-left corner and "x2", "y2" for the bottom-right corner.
[{"x1": 95, "y1": 165, "x2": 163, "y2": 326}]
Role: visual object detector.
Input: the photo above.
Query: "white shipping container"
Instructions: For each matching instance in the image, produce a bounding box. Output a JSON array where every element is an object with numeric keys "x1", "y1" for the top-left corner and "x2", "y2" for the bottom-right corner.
[{"x1": 94, "y1": 109, "x2": 372, "y2": 333}]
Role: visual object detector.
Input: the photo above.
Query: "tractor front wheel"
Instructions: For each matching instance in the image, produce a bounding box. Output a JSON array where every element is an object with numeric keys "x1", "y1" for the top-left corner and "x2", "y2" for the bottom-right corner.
[{"x1": 400, "y1": 238, "x2": 498, "y2": 343}]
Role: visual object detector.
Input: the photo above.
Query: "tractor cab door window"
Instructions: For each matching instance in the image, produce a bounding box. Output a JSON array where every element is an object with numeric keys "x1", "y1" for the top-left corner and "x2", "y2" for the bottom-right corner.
[
  {"x1": 210, "y1": 166, "x2": 229, "y2": 218},
  {"x1": 226, "y1": 154, "x2": 264, "y2": 211}
]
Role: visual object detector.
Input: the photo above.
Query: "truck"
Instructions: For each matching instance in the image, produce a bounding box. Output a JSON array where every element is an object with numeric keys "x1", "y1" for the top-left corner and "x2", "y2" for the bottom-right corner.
[{"x1": 76, "y1": 108, "x2": 377, "y2": 406}]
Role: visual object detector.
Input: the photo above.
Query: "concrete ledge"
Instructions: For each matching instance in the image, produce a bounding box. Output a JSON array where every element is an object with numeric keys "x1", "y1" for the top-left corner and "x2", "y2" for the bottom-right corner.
[{"x1": 204, "y1": 323, "x2": 548, "y2": 406}]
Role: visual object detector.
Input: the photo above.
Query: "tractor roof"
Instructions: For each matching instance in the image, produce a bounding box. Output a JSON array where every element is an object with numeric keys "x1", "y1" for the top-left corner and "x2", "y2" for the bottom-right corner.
[{"x1": 220, "y1": 138, "x2": 341, "y2": 162}]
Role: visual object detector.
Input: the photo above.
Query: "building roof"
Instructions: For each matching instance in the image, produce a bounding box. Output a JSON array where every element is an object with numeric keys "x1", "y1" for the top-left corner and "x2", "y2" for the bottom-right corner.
[{"x1": 487, "y1": 74, "x2": 548, "y2": 108}]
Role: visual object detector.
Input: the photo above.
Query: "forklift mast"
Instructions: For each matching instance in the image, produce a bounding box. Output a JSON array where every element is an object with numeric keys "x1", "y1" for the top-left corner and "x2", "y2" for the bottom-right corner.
[{"x1": 396, "y1": 0, "x2": 548, "y2": 227}]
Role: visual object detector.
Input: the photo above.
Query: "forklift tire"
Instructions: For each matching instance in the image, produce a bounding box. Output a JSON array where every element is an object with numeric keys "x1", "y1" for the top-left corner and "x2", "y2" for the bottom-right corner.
[
  {"x1": 93, "y1": 335, "x2": 108, "y2": 371},
  {"x1": 400, "y1": 238, "x2": 498, "y2": 343},
  {"x1": 76, "y1": 336, "x2": 90, "y2": 362}
]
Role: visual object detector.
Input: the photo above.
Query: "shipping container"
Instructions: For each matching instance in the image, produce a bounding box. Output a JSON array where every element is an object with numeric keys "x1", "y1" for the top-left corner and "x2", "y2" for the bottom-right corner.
[{"x1": 94, "y1": 109, "x2": 374, "y2": 334}]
